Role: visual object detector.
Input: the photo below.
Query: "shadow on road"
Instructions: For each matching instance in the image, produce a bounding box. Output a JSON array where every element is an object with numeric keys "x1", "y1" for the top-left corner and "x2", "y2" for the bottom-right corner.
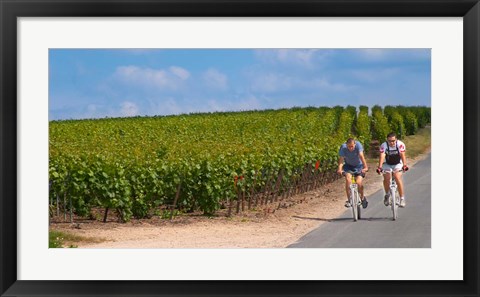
[
  {"x1": 361, "y1": 217, "x2": 395, "y2": 221},
  {"x1": 293, "y1": 215, "x2": 394, "y2": 222},
  {"x1": 292, "y1": 215, "x2": 352, "y2": 222}
]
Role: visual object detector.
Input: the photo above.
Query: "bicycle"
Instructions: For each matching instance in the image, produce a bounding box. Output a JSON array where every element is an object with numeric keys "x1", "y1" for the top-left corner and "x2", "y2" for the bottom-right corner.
[
  {"x1": 381, "y1": 168, "x2": 404, "y2": 221},
  {"x1": 342, "y1": 170, "x2": 364, "y2": 221}
]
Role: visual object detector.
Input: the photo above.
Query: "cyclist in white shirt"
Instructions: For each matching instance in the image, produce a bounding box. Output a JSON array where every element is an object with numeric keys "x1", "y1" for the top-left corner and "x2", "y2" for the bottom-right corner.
[{"x1": 376, "y1": 132, "x2": 409, "y2": 207}]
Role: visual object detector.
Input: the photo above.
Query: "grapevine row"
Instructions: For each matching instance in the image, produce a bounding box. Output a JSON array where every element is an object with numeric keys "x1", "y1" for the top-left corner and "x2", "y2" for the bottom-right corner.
[{"x1": 49, "y1": 105, "x2": 430, "y2": 221}]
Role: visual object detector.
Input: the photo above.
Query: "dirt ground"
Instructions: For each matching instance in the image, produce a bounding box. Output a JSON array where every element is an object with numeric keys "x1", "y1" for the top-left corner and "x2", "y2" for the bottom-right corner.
[{"x1": 50, "y1": 151, "x2": 430, "y2": 248}]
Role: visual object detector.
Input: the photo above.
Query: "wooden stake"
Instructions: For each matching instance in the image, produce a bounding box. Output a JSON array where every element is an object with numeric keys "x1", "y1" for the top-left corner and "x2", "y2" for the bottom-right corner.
[
  {"x1": 103, "y1": 207, "x2": 109, "y2": 223},
  {"x1": 171, "y1": 180, "x2": 182, "y2": 220}
]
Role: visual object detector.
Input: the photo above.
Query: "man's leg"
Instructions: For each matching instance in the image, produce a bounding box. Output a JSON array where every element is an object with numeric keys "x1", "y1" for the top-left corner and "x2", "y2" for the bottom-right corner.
[
  {"x1": 394, "y1": 170, "x2": 406, "y2": 207},
  {"x1": 383, "y1": 172, "x2": 391, "y2": 194},
  {"x1": 383, "y1": 170, "x2": 391, "y2": 206},
  {"x1": 356, "y1": 175, "x2": 368, "y2": 208},
  {"x1": 344, "y1": 173, "x2": 352, "y2": 207},
  {"x1": 394, "y1": 171, "x2": 404, "y2": 197},
  {"x1": 356, "y1": 175, "x2": 364, "y2": 198}
]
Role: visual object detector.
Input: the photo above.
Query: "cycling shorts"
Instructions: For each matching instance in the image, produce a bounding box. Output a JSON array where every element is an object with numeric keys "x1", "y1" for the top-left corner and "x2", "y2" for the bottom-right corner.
[
  {"x1": 343, "y1": 164, "x2": 365, "y2": 177},
  {"x1": 382, "y1": 162, "x2": 403, "y2": 172}
]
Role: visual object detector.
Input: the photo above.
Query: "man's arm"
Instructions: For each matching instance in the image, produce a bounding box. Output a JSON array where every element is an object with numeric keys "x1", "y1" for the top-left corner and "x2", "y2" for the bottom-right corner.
[
  {"x1": 378, "y1": 152, "x2": 385, "y2": 167},
  {"x1": 359, "y1": 151, "x2": 368, "y2": 172},
  {"x1": 376, "y1": 153, "x2": 386, "y2": 174},
  {"x1": 400, "y1": 151, "x2": 407, "y2": 168},
  {"x1": 337, "y1": 156, "x2": 345, "y2": 175}
]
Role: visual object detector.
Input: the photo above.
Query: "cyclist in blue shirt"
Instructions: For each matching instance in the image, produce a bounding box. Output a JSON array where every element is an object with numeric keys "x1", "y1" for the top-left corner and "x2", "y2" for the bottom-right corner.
[{"x1": 337, "y1": 138, "x2": 369, "y2": 208}]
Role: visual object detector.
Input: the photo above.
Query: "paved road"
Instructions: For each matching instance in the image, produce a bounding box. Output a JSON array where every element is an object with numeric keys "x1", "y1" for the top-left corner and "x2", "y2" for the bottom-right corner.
[{"x1": 288, "y1": 154, "x2": 431, "y2": 248}]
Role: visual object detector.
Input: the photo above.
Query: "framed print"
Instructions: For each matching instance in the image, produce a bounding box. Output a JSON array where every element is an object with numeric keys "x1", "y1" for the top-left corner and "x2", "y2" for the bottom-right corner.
[{"x1": 1, "y1": 0, "x2": 479, "y2": 296}]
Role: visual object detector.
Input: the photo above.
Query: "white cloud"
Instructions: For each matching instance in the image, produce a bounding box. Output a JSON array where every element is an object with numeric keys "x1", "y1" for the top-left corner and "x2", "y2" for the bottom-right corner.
[
  {"x1": 235, "y1": 95, "x2": 262, "y2": 111},
  {"x1": 356, "y1": 49, "x2": 387, "y2": 60},
  {"x1": 114, "y1": 65, "x2": 190, "y2": 90},
  {"x1": 120, "y1": 49, "x2": 162, "y2": 55},
  {"x1": 119, "y1": 101, "x2": 140, "y2": 117},
  {"x1": 202, "y1": 68, "x2": 228, "y2": 90},
  {"x1": 169, "y1": 66, "x2": 190, "y2": 80},
  {"x1": 354, "y1": 49, "x2": 431, "y2": 61},
  {"x1": 349, "y1": 67, "x2": 402, "y2": 83},
  {"x1": 250, "y1": 73, "x2": 293, "y2": 93},
  {"x1": 249, "y1": 72, "x2": 351, "y2": 93},
  {"x1": 203, "y1": 95, "x2": 262, "y2": 113},
  {"x1": 254, "y1": 49, "x2": 327, "y2": 68},
  {"x1": 309, "y1": 77, "x2": 352, "y2": 92},
  {"x1": 207, "y1": 99, "x2": 225, "y2": 112},
  {"x1": 148, "y1": 97, "x2": 183, "y2": 116}
]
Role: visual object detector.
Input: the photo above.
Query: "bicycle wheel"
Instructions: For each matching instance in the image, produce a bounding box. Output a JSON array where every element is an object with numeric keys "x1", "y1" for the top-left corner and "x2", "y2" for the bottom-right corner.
[
  {"x1": 391, "y1": 189, "x2": 397, "y2": 221},
  {"x1": 351, "y1": 187, "x2": 358, "y2": 221},
  {"x1": 356, "y1": 190, "x2": 362, "y2": 220}
]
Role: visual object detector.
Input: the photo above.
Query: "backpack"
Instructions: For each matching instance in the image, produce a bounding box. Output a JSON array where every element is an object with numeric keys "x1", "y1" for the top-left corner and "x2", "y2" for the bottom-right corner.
[{"x1": 385, "y1": 142, "x2": 401, "y2": 165}]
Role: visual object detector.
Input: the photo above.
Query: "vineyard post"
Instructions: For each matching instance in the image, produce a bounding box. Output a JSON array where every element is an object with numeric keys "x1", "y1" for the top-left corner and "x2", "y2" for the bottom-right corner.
[
  {"x1": 288, "y1": 177, "x2": 295, "y2": 198},
  {"x1": 304, "y1": 163, "x2": 313, "y2": 192},
  {"x1": 63, "y1": 191, "x2": 67, "y2": 221},
  {"x1": 241, "y1": 190, "x2": 245, "y2": 212},
  {"x1": 273, "y1": 169, "x2": 284, "y2": 203},
  {"x1": 249, "y1": 170, "x2": 258, "y2": 210},
  {"x1": 313, "y1": 168, "x2": 320, "y2": 189},
  {"x1": 171, "y1": 179, "x2": 182, "y2": 220},
  {"x1": 227, "y1": 197, "x2": 233, "y2": 217},
  {"x1": 281, "y1": 178, "x2": 288, "y2": 200},
  {"x1": 254, "y1": 170, "x2": 263, "y2": 207},
  {"x1": 261, "y1": 172, "x2": 273, "y2": 206},
  {"x1": 103, "y1": 208, "x2": 109, "y2": 223},
  {"x1": 49, "y1": 181, "x2": 53, "y2": 213},
  {"x1": 228, "y1": 176, "x2": 235, "y2": 217},
  {"x1": 289, "y1": 173, "x2": 296, "y2": 197},
  {"x1": 309, "y1": 163, "x2": 315, "y2": 191},
  {"x1": 295, "y1": 167, "x2": 301, "y2": 195},
  {"x1": 69, "y1": 195, "x2": 73, "y2": 223},
  {"x1": 301, "y1": 165, "x2": 307, "y2": 193},
  {"x1": 306, "y1": 163, "x2": 313, "y2": 192},
  {"x1": 56, "y1": 193, "x2": 59, "y2": 217},
  {"x1": 236, "y1": 187, "x2": 241, "y2": 214},
  {"x1": 317, "y1": 167, "x2": 323, "y2": 187},
  {"x1": 319, "y1": 163, "x2": 325, "y2": 186}
]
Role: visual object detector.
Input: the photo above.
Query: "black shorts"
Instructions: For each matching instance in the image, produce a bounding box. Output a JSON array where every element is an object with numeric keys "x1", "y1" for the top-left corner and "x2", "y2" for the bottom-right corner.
[{"x1": 343, "y1": 164, "x2": 365, "y2": 177}]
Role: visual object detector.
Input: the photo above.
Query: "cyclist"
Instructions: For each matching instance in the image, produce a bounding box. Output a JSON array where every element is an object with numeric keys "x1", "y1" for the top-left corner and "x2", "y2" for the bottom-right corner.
[
  {"x1": 376, "y1": 132, "x2": 409, "y2": 207},
  {"x1": 337, "y1": 138, "x2": 369, "y2": 209}
]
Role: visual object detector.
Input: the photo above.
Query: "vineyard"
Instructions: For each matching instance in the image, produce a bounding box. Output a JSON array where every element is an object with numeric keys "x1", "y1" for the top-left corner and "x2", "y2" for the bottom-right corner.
[{"x1": 49, "y1": 105, "x2": 430, "y2": 222}]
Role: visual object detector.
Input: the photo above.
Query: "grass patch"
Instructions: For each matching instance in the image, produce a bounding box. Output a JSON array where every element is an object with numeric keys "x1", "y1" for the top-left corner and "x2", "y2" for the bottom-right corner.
[
  {"x1": 365, "y1": 125, "x2": 431, "y2": 164},
  {"x1": 402, "y1": 125, "x2": 431, "y2": 159},
  {"x1": 49, "y1": 230, "x2": 104, "y2": 248}
]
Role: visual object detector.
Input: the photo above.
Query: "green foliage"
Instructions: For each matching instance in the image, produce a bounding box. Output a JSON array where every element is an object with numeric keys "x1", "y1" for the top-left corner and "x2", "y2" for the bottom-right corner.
[
  {"x1": 49, "y1": 231, "x2": 78, "y2": 248},
  {"x1": 356, "y1": 106, "x2": 371, "y2": 152},
  {"x1": 410, "y1": 106, "x2": 431, "y2": 128},
  {"x1": 49, "y1": 231, "x2": 64, "y2": 248},
  {"x1": 336, "y1": 109, "x2": 355, "y2": 142},
  {"x1": 371, "y1": 106, "x2": 390, "y2": 141},
  {"x1": 49, "y1": 105, "x2": 430, "y2": 220},
  {"x1": 403, "y1": 111, "x2": 419, "y2": 135},
  {"x1": 383, "y1": 105, "x2": 396, "y2": 121},
  {"x1": 390, "y1": 112, "x2": 406, "y2": 139}
]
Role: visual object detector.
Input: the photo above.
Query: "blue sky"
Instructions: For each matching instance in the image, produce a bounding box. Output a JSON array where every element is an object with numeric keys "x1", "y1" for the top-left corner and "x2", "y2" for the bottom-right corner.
[{"x1": 49, "y1": 49, "x2": 431, "y2": 121}]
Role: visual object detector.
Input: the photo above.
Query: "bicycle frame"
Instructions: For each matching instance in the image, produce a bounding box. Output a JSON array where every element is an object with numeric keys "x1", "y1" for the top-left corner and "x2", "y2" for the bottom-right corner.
[
  {"x1": 383, "y1": 169, "x2": 401, "y2": 220},
  {"x1": 345, "y1": 171, "x2": 361, "y2": 221}
]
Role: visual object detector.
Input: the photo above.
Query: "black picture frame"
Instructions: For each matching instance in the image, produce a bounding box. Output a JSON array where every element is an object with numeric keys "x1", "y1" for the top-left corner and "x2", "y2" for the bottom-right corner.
[{"x1": 1, "y1": 0, "x2": 479, "y2": 296}]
